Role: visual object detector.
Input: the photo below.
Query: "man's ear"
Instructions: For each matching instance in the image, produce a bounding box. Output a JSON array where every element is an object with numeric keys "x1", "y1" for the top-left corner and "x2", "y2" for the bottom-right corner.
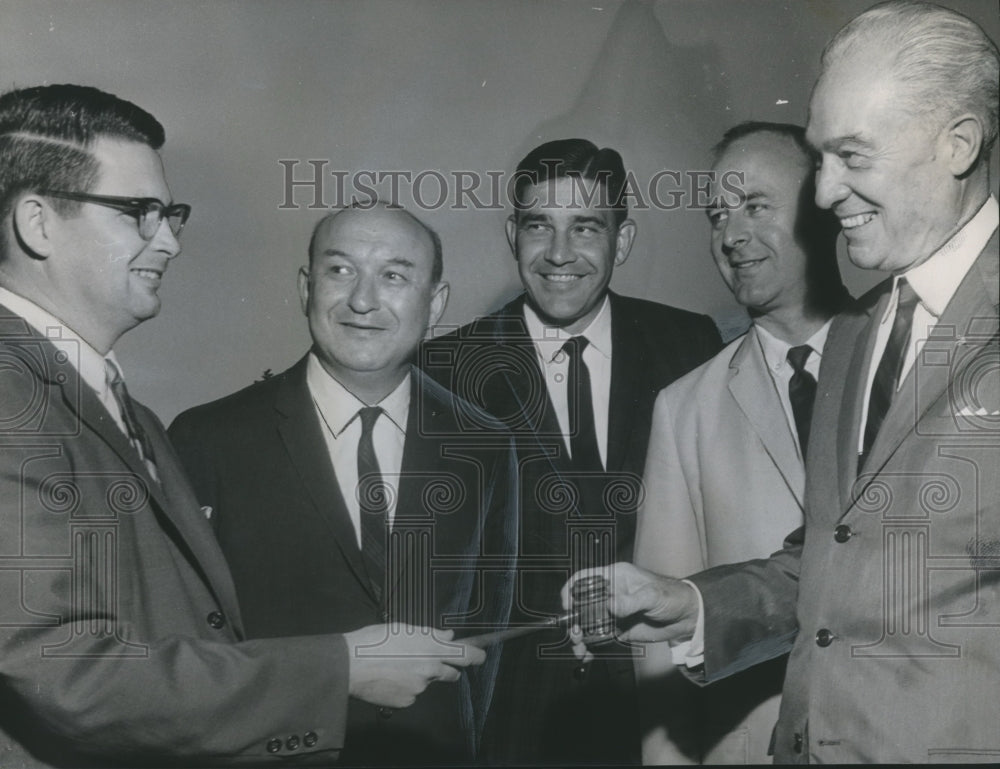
[
  {"x1": 428, "y1": 281, "x2": 450, "y2": 328},
  {"x1": 505, "y1": 215, "x2": 518, "y2": 258},
  {"x1": 297, "y1": 266, "x2": 311, "y2": 315},
  {"x1": 943, "y1": 113, "x2": 984, "y2": 177},
  {"x1": 613, "y1": 219, "x2": 637, "y2": 267},
  {"x1": 12, "y1": 194, "x2": 55, "y2": 259}
]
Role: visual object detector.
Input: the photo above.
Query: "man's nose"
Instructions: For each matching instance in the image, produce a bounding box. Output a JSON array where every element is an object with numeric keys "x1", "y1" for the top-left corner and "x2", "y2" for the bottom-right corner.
[
  {"x1": 814, "y1": 157, "x2": 849, "y2": 210},
  {"x1": 545, "y1": 229, "x2": 576, "y2": 265},
  {"x1": 722, "y1": 214, "x2": 751, "y2": 250},
  {"x1": 150, "y1": 218, "x2": 181, "y2": 259},
  {"x1": 348, "y1": 274, "x2": 378, "y2": 313}
]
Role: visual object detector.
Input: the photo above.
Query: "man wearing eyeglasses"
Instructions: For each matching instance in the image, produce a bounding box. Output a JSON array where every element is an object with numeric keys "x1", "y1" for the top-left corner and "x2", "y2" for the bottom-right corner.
[{"x1": 0, "y1": 84, "x2": 484, "y2": 768}]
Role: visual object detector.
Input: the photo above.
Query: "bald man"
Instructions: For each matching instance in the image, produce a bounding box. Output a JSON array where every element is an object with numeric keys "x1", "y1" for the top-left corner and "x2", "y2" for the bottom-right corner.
[{"x1": 170, "y1": 203, "x2": 518, "y2": 765}]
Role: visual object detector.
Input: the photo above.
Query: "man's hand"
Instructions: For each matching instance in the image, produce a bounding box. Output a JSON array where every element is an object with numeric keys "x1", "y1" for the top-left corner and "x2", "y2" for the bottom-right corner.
[
  {"x1": 344, "y1": 624, "x2": 486, "y2": 708},
  {"x1": 561, "y1": 563, "x2": 700, "y2": 660}
]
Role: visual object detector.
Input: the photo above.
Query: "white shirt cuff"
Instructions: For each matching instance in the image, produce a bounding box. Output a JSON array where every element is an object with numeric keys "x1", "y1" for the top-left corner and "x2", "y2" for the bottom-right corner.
[{"x1": 668, "y1": 579, "x2": 705, "y2": 668}]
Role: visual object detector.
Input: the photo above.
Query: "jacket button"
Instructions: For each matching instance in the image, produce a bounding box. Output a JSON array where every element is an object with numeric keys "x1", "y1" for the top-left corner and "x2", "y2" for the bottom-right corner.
[
  {"x1": 572, "y1": 664, "x2": 588, "y2": 681},
  {"x1": 266, "y1": 738, "x2": 282, "y2": 753},
  {"x1": 303, "y1": 731, "x2": 318, "y2": 748},
  {"x1": 816, "y1": 628, "x2": 834, "y2": 647},
  {"x1": 285, "y1": 735, "x2": 300, "y2": 751},
  {"x1": 834, "y1": 525, "x2": 853, "y2": 543},
  {"x1": 377, "y1": 706, "x2": 393, "y2": 719},
  {"x1": 793, "y1": 732, "x2": 803, "y2": 753},
  {"x1": 206, "y1": 611, "x2": 226, "y2": 629}
]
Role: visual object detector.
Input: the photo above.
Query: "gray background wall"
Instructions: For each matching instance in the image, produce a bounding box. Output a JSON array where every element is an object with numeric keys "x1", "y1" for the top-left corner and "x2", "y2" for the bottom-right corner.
[{"x1": 2, "y1": 0, "x2": 997, "y2": 422}]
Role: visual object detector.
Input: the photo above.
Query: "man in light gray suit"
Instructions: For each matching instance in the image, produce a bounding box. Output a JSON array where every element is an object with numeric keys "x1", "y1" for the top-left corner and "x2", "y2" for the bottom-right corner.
[
  {"x1": 633, "y1": 122, "x2": 846, "y2": 765},
  {"x1": 567, "y1": 1, "x2": 999, "y2": 762}
]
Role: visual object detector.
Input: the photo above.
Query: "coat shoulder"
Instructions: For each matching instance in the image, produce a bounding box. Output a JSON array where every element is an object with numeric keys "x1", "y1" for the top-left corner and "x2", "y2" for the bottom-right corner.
[{"x1": 613, "y1": 294, "x2": 719, "y2": 337}]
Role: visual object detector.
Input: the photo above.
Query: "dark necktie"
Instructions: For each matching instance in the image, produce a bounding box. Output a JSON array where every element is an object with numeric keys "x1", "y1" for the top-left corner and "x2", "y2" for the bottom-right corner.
[
  {"x1": 562, "y1": 336, "x2": 603, "y2": 472},
  {"x1": 862, "y1": 279, "x2": 920, "y2": 465},
  {"x1": 105, "y1": 359, "x2": 160, "y2": 483},
  {"x1": 786, "y1": 344, "x2": 817, "y2": 460},
  {"x1": 357, "y1": 406, "x2": 389, "y2": 602}
]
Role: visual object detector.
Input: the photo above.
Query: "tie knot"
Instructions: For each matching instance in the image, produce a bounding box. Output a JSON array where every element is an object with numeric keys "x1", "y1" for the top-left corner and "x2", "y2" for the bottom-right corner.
[
  {"x1": 787, "y1": 344, "x2": 812, "y2": 374},
  {"x1": 561, "y1": 336, "x2": 589, "y2": 360},
  {"x1": 104, "y1": 358, "x2": 123, "y2": 388},
  {"x1": 896, "y1": 278, "x2": 919, "y2": 311},
  {"x1": 358, "y1": 406, "x2": 383, "y2": 436}
]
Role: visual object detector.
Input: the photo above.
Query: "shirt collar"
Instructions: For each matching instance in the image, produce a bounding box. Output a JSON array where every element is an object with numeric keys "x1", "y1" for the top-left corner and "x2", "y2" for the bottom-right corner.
[
  {"x1": 305, "y1": 351, "x2": 409, "y2": 436},
  {"x1": 893, "y1": 195, "x2": 999, "y2": 320},
  {"x1": 0, "y1": 285, "x2": 111, "y2": 397},
  {"x1": 754, "y1": 318, "x2": 833, "y2": 373},
  {"x1": 523, "y1": 293, "x2": 613, "y2": 364}
]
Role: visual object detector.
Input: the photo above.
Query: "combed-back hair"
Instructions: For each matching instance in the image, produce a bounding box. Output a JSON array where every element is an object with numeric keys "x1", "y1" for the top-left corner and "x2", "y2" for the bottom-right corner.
[
  {"x1": 511, "y1": 138, "x2": 629, "y2": 226},
  {"x1": 0, "y1": 84, "x2": 165, "y2": 255},
  {"x1": 821, "y1": 0, "x2": 999, "y2": 157}
]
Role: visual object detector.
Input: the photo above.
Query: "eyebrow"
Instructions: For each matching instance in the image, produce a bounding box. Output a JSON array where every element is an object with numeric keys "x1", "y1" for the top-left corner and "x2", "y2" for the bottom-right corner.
[
  {"x1": 811, "y1": 133, "x2": 876, "y2": 153},
  {"x1": 319, "y1": 249, "x2": 416, "y2": 270}
]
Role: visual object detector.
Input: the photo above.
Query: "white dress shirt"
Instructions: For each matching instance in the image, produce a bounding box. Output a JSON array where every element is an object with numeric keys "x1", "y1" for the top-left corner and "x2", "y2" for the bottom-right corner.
[
  {"x1": 306, "y1": 352, "x2": 409, "y2": 546},
  {"x1": 858, "y1": 195, "x2": 999, "y2": 452},
  {"x1": 0, "y1": 286, "x2": 131, "y2": 437},
  {"x1": 523, "y1": 295, "x2": 613, "y2": 468},
  {"x1": 755, "y1": 320, "x2": 832, "y2": 458}
]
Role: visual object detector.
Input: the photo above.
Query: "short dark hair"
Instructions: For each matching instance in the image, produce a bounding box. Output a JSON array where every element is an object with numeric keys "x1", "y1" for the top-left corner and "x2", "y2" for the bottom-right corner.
[
  {"x1": 712, "y1": 121, "x2": 813, "y2": 165},
  {"x1": 0, "y1": 84, "x2": 165, "y2": 255},
  {"x1": 308, "y1": 199, "x2": 444, "y2": 284},
  {"x1": 511, "y1": 138, "x2": 629, "y2": 227}
]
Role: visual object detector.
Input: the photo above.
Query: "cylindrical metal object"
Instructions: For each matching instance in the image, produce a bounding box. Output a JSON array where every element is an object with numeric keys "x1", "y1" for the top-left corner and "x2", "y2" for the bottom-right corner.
[{"x1": 571, "y1": 574, "x2": 614, "y2": 645}]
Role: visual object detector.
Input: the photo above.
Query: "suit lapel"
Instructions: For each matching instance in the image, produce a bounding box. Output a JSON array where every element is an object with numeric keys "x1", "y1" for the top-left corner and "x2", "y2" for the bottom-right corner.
[
  {"x1": 10, "y1": 325, "x2": 245, "y2": 631},
  {"x1": 274, "y1": 358, "x2": 377, "y2": 603},
  {"x1": 727, "y1": 329, "x2": 805, "y2": 508},
  {"x1": 861, "y1": 237, "x2": 1000, "y2": 479},
  {"x1": 607, "y1": 293, "x2": 639, "y2": 473}
]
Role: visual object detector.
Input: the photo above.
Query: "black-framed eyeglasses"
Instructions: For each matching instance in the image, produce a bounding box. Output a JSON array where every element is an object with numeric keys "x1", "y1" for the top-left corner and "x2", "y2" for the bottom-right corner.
[{"x1": 40, "y1": 190, "x2": 191, "y2": 240}]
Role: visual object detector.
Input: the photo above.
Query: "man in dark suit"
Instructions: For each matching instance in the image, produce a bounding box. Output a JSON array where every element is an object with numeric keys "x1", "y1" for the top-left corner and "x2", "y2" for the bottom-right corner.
[
  {"x1": 170, "y1": 202, "x2": 518, "y2": 766},
  {"x1": 0, "y1": 84, "x2": 483, "y2": 768},
  {"x1": 421, "y1": 138, "x2": 721, "y2": 764},
  {"x1": 566, "y1": 2, "x2": 999, "y2": 763}
]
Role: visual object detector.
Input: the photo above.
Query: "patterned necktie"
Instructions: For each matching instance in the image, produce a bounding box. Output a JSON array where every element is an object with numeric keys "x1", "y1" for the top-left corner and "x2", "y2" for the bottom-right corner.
[
  {"x1": 786, "y1": 344, "x2": 817, "y2": 460},
  {"x1": 862, "y1": 279, "x2": 920, "y2": 466},
  {"x1": 562, "y1": 336, "x2": 603, "y2": 472},
  {"x1": 104, "y1": 359, "x2": 160, "y2": 483},
  {"x1": 357, "y1": 406, "x2": 389, "y2": 602}
]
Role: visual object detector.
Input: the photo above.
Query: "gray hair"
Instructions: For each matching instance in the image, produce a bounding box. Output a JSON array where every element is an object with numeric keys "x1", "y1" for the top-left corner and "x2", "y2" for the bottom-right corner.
[{"x1": 821, "y1": 0, "x2": 999, "y2": 156}]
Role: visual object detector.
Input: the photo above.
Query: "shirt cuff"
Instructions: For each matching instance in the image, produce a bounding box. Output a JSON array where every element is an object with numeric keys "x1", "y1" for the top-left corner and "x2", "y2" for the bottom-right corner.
[{"x1": 668, "y1": 579, "x2": 705, "y2": 668}]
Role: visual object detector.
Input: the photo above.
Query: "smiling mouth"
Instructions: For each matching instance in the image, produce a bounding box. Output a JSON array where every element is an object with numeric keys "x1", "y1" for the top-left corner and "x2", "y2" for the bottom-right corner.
[
  {"x1": 130, "y1": 268, "x2": 163, "y2": 281},
  {"x1": 840, "y1": 213, "x2": 876, "y2": 229},
  {"x1": 541, "y1": 274, "x2": 586, "y2": 283},
  {"x1": 341, "y1": 322, "x2": 385, "y2": 331},
  {"x1": 730, "y1": 257, "x2": 766, "y2": 271}
]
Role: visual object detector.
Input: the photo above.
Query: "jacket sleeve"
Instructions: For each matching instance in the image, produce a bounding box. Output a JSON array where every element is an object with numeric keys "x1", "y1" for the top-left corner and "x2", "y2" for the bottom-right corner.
[{"x1": 687, "y1": 525, "x2": 803, "y2": 684}]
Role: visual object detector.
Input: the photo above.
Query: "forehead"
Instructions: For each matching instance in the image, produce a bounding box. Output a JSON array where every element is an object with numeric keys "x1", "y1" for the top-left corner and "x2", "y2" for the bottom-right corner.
[
  {"x1": 315, "y1": 209, "x2": 434, "y2": 267},
  {"x1": 519, "y1": 177, "x2": 617, "y2": 224},
  {"x1": 89, "y1": 137, "x2": 169, "y2": 198},
  {"x1": 806, "y1": 58, "x2": 910, "y2": 148},
  {"x1": 712, "y1": 134, "x2": 809, "y2": 197}
]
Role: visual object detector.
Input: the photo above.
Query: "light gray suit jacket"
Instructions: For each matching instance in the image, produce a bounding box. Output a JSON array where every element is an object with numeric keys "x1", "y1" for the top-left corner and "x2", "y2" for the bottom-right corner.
[
  {"x1": 691, "y1": 234, "x2": 1000, "y2": 763},
  {"x1": 634, "y1": 326, "x2": 805, "y2": 764}
]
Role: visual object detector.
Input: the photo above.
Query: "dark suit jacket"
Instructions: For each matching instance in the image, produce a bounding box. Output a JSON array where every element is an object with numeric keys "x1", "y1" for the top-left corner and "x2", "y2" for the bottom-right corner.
[
  {"x1": 421, "y1": 291, "x2": 722, "y2": 764},
  {"x1": 691, "y1": 233, "x2": 1000, "y2": 763},
  {"x1": 0, "y1": 306, "x2": 350, "y2": 767},
  {"x1": 169, "y1": 358, "x2": 517, "y2": 766}
]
